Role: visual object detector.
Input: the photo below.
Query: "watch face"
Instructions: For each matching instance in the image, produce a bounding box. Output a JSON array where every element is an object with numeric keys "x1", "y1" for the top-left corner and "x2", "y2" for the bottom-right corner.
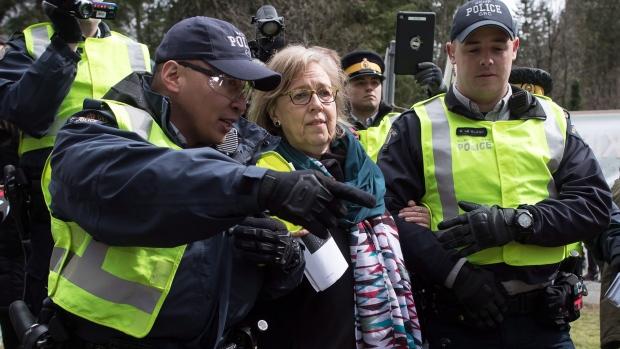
[{"x1": 517, "y1": 212, "x2": 533, "y2": 228}]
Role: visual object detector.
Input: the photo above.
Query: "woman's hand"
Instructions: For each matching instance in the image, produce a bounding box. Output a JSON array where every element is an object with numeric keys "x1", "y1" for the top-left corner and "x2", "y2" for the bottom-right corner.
[
  {"x1": 291, "y1": 228, "x2": 310, "y2": 237},
  {"x1": 398, "y1": 200, "x2": 430, "y2": 228}
]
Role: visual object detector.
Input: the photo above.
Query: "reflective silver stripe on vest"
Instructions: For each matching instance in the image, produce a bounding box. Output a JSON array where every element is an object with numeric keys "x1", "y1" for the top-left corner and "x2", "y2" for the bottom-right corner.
[
  {"x1": 425, "y1": 98, "x2": 459, "y2": 219},
  {"x1": 24, "y1": 37, "x2": 148, "y2": 143},
  {"x1": 537, "y1": 98, "x2": 565, "y2": 198},
  {"x1": 125, "y1": 41, "x2": 147, "y2": 72},
  {"x1": 31, "y1": 26, "x2": 50, "y2": 59},
  {"x1": 50, "y1": 243, "x2": 161, "y2": 314},
  {"x1": 119, "y1": 104, "x2": 153, "y2": 140},
  {"x1": 50, "y1": 246, "x2": 66, "y2": 273}
]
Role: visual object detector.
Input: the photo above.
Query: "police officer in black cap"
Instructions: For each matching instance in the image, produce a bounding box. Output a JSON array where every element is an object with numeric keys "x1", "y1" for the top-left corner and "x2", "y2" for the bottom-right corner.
[{"x1": 341, "y1": 50, "x2": 443, "y2": 162}]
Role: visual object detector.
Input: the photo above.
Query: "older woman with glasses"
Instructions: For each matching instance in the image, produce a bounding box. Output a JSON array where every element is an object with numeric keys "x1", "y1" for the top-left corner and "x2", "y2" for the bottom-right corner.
[{"x1": 247, "y1": 45, "x2": 422, "y2": 349}]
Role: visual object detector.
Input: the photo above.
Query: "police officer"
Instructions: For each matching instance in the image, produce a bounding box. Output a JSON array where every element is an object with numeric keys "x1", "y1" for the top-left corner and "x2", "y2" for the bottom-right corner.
[
  {"x1": 0, "y1": 0, "x2": 151, "y2": 315},
  {"x1": 341, "y1": 50, "x2": 444, "y2": 162},
  {"x1": 40, "y1": 16, "x2": 374, "y2": 348},
  {"x1": 378, "y1": 0, "x2": 611, "y2": 347}
]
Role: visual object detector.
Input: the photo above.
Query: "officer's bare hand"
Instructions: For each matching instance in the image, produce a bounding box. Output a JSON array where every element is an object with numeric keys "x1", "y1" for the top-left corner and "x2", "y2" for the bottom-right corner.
[{"x1": 398, "y1": 200, "x2": 430, "y2": 228}]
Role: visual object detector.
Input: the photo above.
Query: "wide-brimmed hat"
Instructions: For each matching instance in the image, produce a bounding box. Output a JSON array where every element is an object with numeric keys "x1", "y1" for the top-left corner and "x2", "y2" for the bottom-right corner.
[{"x1": 341, "y1": 50, "x2": 385, "y2": 81}]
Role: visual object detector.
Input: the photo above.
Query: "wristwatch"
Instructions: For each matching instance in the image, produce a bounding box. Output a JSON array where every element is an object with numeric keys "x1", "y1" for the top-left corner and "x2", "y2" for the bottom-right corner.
[{"x1": 514, "y1": 209, "x2": 534, "y2": 231}]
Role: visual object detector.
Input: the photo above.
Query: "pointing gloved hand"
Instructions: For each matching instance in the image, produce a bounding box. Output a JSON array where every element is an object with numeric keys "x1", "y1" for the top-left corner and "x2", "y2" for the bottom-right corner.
[
  {"x1": 415, "y1": 62, "x2": 446, "y2": 97},
  {"x1": 230, "y1": 216, "x2": 303, "y2": 273},
  {"x1": 258, "y1": 169, "x2": 376, "y2": 239},
  {"x1": 43, "y1": 0, "x2": 83, "y2": 44},
  {"x1": 451, "y1": 262, "x2": 507, "y2": 329},
  {"x1": 436, "y1": 201, "x2": 532, "y2": 257}
]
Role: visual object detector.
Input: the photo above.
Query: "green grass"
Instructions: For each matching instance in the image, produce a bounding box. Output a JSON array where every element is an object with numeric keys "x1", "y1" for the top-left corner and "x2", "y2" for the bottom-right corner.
[{"x1": 571, "y1": 303, "x2": 600, "y2": 349}]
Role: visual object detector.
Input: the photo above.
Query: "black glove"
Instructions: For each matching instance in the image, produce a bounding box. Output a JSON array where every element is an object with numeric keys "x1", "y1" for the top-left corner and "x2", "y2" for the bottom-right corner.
[
  {"x1": 43, "y1": 0, "x2": 83, "y2": 44},
  {"x1": 258, "y1": 170, "x2": 376, "y2": 239},
  {"x1": 230, "y1": 216, "x2": 303, "y2": 273},
  {"x1": 437, "y1": 201, "x2": 529, "y2": 257},
  {"x1": 451, "y1": 262, "x2": 506, "y2": 329},
  {"x1": 415, "y1": 62, "x2": 446, "y2": 97}
]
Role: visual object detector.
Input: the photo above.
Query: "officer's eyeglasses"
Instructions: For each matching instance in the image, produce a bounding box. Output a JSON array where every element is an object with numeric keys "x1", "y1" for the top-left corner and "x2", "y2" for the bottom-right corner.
[
  {"x1": 177, "y1": 61, "x2": 251, "y2": 101},
  {"x1": 283, "y1": 87, "x2": 338, "y2": 105}
]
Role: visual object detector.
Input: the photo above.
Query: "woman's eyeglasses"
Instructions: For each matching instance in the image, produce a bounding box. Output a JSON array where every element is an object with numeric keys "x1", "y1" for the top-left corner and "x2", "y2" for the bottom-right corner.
[{"x1": 283, "y1": 88, "x2": 338, "y2": 105}]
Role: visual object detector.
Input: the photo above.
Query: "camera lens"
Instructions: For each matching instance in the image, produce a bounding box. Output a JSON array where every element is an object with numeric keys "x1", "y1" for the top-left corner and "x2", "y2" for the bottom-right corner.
[
  {"x1": 76, "y1": 1, "x2": 93, "y2": 19},
  {"x1": 260, "y1": 21, "x2": 281, "y2": 37}
]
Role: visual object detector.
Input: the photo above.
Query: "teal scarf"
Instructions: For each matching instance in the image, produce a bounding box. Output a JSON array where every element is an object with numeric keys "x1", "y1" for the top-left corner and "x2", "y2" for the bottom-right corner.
[{"x1": 275, "y1": 126, "x2": 385, "y2": 225}]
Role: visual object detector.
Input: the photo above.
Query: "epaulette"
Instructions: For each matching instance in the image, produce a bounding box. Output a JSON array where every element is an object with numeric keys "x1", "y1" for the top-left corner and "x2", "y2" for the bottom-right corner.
[{"x1": 83, "y1": 98, "x2": 107, "y2": 111}]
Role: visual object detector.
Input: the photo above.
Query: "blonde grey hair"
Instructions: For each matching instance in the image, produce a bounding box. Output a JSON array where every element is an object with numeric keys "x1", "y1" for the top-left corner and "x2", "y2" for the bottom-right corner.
[{"x1": 247, "y1": 45, "x2": 348, "y2": 137}]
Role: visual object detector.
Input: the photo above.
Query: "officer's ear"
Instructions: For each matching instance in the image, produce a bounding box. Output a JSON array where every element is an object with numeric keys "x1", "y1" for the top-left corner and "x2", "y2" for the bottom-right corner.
[
  {"x1": 511, "y1": 37, "x2": 520, "y2": 61},
  {"x1": 446, "y1": 41, "x2": 456, "y2": 64},
  {"x1": 155, "y1": 60, "x2": 182, "y2": 94}
]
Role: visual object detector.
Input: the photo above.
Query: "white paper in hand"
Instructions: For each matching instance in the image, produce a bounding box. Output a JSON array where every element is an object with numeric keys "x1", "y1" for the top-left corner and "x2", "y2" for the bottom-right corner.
[{"x1": 299, "y1": 232, "x2": 348, "y2": 292}]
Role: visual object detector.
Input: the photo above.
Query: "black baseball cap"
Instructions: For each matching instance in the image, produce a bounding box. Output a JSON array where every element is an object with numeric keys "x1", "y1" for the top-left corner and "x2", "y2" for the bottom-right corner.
[
  {"x1": 155, "y1": 16, "x2": 281, "y2": 91},
  {"x1": 341, "y1": 50, "x2": 385, "y2": 81},
  {"x1": 450, "y1": 0, "x2": 515, "y2": 42}
]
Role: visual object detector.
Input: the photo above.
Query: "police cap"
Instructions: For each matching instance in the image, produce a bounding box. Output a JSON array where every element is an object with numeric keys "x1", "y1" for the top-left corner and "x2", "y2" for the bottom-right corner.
[
  {"x1": 341, "y1": 50, "x2": 385, "y2": 82},
  {"x1": 509, "y1": 67, "x2": 553, "y2": 96}
]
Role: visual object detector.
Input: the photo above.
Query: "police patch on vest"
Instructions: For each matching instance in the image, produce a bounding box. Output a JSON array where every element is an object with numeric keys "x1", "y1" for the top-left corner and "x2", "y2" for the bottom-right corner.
[{"x1": 456, "y1": 127, "x2": 488, "y2": 137}]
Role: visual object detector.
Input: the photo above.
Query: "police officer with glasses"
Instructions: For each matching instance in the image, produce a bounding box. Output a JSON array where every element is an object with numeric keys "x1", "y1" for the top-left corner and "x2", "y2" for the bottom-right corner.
[{"x1": 33, "y1": 16, "x2": 375, "y2": 348}]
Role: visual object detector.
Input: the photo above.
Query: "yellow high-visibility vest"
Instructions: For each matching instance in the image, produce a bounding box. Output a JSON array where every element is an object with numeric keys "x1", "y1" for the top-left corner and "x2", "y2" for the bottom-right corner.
[
  {"x1": 42, "y1": 101, "x2": 184, "y2": 338},
  {"x1": 416, "y1": 94, "x2": 575, "y2": 266},
  {"x1": 255, "y1": 151, "x2": 303, "y2": 234},
  {"x1": 20, "y1": 22, "x2": 150, "y2": 155},
  {"x1": 357, "y1": 112, "x2": 400, "y2": 162}
]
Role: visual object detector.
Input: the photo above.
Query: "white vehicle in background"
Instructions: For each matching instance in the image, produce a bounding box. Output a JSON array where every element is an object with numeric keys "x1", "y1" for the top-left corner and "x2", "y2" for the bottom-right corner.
[{"x1": 570, "y1": 110, "x2": 620, "y2": 186}]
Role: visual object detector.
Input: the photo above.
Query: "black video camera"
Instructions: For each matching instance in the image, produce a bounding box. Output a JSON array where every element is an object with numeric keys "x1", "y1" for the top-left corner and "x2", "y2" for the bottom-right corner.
[
  {"x1": 248, "y1": 5, "x2": 286, "y2": 63},
  {"x1": 43, "y1": 0, "x2": 118, "y2": 20}
]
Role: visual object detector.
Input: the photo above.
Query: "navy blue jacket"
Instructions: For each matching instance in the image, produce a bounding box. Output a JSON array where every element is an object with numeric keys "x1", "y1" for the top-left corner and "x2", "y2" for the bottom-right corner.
[
  {"x1": 378, "y1": 86, "x2": 611, "y2": 286},
  {"x1": 588, "y1": 204, "x2": 620, "y2": 265},
  {"x1": 48, "y1": 72, "x2": 303, "y2": 347}
]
